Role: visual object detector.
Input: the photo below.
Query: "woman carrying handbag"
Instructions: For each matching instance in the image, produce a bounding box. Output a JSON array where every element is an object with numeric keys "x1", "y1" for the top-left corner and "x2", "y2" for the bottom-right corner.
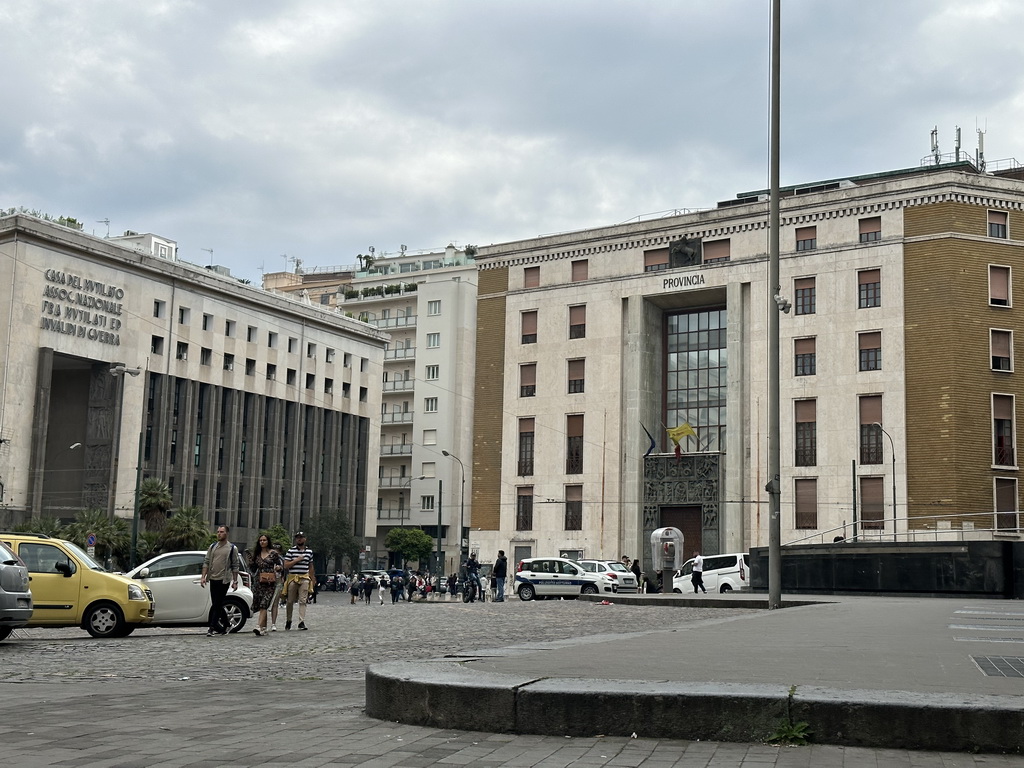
[{"x1": 249, "y1": 534, "x2": 283, "y2": 636}]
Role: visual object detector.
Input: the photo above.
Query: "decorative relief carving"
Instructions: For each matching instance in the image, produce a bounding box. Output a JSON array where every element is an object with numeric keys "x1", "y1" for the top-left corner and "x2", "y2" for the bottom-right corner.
[{"x1": 643, "y1": 454, "x2": 722, "y2": 557}]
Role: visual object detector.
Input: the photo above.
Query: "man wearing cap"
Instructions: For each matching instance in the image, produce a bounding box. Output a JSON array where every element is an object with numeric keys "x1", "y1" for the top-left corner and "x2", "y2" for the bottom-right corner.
[{"x1": 283, "y1": 531, "x2": 315, "y2": 630}]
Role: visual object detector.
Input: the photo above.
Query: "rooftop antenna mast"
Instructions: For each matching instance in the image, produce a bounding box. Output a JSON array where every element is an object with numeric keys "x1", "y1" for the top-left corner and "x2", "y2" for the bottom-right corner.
[
  {"x1": 288, "y1": 256, "x2": 303, "y2": 274},
  {"x1": 976, "y1": 125, "x2": 987, "y2": 172},
  {"x1": 931, "y1": 126, "x2": 940, "y2": 165},
  {"x1": 954, "y1": 126, "x2": 962, "y2": 162},
  {"x1": 201, "y1": 248, "x2": 214, "y2": 265},
  {"x1": 97, "y1": 219, "x2": 111, "y2": 237}
]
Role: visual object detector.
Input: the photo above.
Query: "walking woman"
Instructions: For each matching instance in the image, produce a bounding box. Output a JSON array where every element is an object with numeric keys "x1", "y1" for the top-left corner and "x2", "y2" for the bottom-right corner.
[
  {"x1": 249, "y1": 534, "x2": 283, "y2": 636},
  {"x1": 270, "y1": 544, "x2": 285, "y2": 630}
]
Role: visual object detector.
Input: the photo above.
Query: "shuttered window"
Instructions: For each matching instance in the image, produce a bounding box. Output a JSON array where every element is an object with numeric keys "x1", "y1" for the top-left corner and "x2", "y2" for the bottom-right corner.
[
  {"x1": 795, "y1": 226, "x2": 817, "y2": 251},
  {"x1": 858, "y1": 331, "x2": 882, "y2": 371},
  {"x1": 990, "y1": 265, "x2": 1011, "y2": 307},
  {"x1": 859, "y1": 216, "x2": 881, "y2": 242},
  {"x1": 795, "y1": 478, "x2": 817, "y2": 529},
  {"x1": 524, "y1": 266, "x2": 540, "y2": 288},
  {"x1": 569, "y1": 304, "x2": 586, "y2": 339},
  {"x1": 703, "y1": 239, "x2": 731, "y2": 264},
  {"x1": 795, "y1": 399, "x2": 816, "y2": 467},
  {"x1": 989, "y1": 210, "x2": 1008, "y2": 239},
  {"x1": 566, "y1": 414, "x2": 584, "y2": 474},
  {"x1": 521, "y1": 310, "x2": 538, "y2": 344},
  {"x1": 795, "y1": 337, "x2": 816, "y2": 376},
  {"x1": 860, "y1": 476, "x2": 885, "y2": 529},
  {"x1": 994, "y1": 394, "x2": 1015, "y2": 467},
  {"x1": 568, "y1": 359, "x2": 585, "y2": 394},
  {"x1": 992, "y1": 330, "x2": 1012, "y2": 372},
  {"x1": 520, "y1": 363, "x2": 537, "y2": 397},
  {"x1": 858, "y1": 269, "x2": 881, "y2": 308},
  {"x1": 859, "y1": 396, "x2": 883, "y2": 464},
  {"x1": 571, "y1": 259, "x2": 589, "y2": 282},
  {"x1": 644, "y1": 248, "x2": 669, "y2": 272}
]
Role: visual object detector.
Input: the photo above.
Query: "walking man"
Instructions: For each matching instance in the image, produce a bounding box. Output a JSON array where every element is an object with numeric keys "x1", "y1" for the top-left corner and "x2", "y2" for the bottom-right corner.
[
  {"x1": 493, "y1": 550, "x2": 508, "y2": 602},
  {"x1": 284, "y1": 531, "x2": 315, "y2": 630},
  {"x1": 200, "y1": 525, "x2": 242, "y2": 636},
  {"x1": 691, "y1": 550, "x2": 707, "y2": 594}
]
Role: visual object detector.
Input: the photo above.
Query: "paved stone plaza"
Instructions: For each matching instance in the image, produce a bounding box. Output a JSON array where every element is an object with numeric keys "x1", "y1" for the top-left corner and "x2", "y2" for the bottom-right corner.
[{"x1": 3, "y1": 593, "x2": 1022, "y2": 767}]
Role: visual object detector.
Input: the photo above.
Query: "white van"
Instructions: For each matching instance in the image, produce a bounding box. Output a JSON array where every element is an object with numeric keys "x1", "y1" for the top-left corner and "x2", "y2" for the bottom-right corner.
[{"x1": 673, "y1": 552, "x2": 749, "y2": 594}]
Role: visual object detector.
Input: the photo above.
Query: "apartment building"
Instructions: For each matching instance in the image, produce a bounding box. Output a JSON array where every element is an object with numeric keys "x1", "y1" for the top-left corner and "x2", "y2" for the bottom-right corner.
[{"x1": 470, "y1": 160, "x2": 1024, "y2": 573}]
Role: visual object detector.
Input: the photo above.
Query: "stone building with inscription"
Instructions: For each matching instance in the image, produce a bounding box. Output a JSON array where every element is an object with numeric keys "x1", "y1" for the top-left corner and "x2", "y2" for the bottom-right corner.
[
  {"x1": 469, "y1": 159, "x2": 1024, "y2": 574},
  {"x1": 0, "y1": 214, "x2": 387, "y2": 545}
]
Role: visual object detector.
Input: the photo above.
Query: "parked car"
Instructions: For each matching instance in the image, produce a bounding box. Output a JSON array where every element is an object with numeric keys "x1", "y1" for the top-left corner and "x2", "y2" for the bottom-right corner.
[
  {"x1": 0, "y1": 539, "x2": 33, "y2": 641},
  {"x1": 0, "y1": 532, "x2": 154, "y2": 638},
  {"x1": 127, "y1": 550, "x2": 252, "y2": 633},
  {"x1": 514, "y1": 557, "x2": 601, "y2": 601},
  {"x1": 673, "y1": 552, "x2": 750, "y2": 594},
  {"x1": 578, "y1": 559, "x2": 639, "y2": 594}
]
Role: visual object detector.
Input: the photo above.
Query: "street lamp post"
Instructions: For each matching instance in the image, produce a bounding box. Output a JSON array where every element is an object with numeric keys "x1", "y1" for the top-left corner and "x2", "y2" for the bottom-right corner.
[
  {"x1": 873, "y1": 422, "x2": 897, "y2": 542},
  {"x1": 442, "y1": 450, "x2": 466, "y2": 566},
  {"x1": 436, "y1": 479, "x2": 443, "y2": 577}
]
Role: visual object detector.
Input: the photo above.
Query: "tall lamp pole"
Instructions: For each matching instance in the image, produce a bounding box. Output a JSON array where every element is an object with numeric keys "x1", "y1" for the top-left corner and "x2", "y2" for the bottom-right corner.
[
  {"x1": 442, "y1": 450, "x2": 466, "y2": 566},
  {"x1": 873, "y1": 423, "x2": 897, "y2": 542},
  {"x1": 436, "y1": 479, "x2": 443, "y2": 577}
]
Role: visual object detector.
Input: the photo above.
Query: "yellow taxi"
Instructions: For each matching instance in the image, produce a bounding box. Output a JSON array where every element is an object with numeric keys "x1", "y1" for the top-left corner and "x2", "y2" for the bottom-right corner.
[{"x1": 0, "y1": 533, "x2": 155, "y2": 638}]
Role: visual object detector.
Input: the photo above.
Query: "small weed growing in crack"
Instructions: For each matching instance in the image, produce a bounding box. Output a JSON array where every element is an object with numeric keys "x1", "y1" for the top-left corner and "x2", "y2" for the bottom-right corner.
[{"x1": 766, "y1": 685, "x2": 812, "y2": 746}]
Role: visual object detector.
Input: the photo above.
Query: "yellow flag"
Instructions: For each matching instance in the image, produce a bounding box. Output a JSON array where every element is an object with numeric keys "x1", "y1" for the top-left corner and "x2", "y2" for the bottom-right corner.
[{"x1": 667, "y1": 423, "x2": 696, "y2": 446}]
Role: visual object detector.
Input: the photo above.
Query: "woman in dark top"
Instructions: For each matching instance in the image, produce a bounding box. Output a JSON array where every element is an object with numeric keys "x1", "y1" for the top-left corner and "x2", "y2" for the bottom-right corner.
[{"x1": 249, "y1": 534, "x2": 283, "y2": 636}]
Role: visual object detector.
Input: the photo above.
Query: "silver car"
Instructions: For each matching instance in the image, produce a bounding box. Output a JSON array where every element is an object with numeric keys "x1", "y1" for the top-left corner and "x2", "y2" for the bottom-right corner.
[
  {"x1": 0, "y1": 539, "x2": 33, "y2": 641},
  {"x1": 514, "y1": 557, "x2": 601, "y2": 601},
  {"x1": 578, "y1": 559, "x2": 639, "y2": 594}
]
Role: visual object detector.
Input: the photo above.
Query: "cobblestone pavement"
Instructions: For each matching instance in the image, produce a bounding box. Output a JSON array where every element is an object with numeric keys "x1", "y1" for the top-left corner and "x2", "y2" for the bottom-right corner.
[{"x1": 3, "y1": 593, "x2": 1022, "y2": 767}]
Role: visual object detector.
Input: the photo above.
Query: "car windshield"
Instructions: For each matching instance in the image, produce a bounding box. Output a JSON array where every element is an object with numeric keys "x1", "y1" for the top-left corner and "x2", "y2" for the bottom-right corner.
[
  {"x1": 605, "y1": 562, "x2": 629, "y2": 572},
  {"x1": 62, "y1": 540, "x2": 107, "y2": 571},
  {"x1": 0, "y1": 539, "x2": 19, "y2": 563}
]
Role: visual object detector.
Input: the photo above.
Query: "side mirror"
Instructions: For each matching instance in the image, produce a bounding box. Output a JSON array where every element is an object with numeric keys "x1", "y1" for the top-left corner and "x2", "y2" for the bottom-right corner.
[
  {"x1": 138, "y1": 567, "x2": 150, "y2": 579},
  {"x1": 55, "y1": 561, "x2": 73, "y2": 577}
]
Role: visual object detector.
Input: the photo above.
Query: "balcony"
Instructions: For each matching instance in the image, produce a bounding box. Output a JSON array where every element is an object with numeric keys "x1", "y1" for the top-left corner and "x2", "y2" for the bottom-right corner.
[
  {"x1": 381, "y1": 411, "x2": 415, "y2": 424},
  {"x1": 383, "y1": 378, "x2": 415, "y2": 393},
  {"x1": 384, "y1": 347, "x2": 416, "y2": 362},
  {"x1": 377, "y1": 507, "x2": 410, "y2": 522},
  {"x1": 378, "y1": 477, "x2": 412, "y2": 489},
  {"x1": 375, "y1": 315, "x2": 418, "y2": 330},
  {"x1": 381, "y1": 443, "x2": 413, "y2": 457}
]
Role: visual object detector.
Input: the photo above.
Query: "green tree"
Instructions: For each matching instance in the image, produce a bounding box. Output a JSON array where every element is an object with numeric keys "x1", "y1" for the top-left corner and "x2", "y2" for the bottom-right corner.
[
  {"x1": 12, "y1": 517, "x2": 66, "y2": 536},
  {"x1": 160, "y1": 506, "x2": 213, "y2": 552},
  {"x1": 64, "y1": 508, "x2": 130, "y2": 568},
  {"x1": 136, "y1": 530, "x2": 161, "y2": 564},
  {"x1": 384, "y1": 527, "x2": 434, "y2": 569},
  {"x1": 138, "y1": 478, "x2": 173, "y2": 532},
  {"x1": 306, "y1": 509, "x2": 359, "y2": 573},
  {"x1": 259, "y1": 524, "x2": 291, "y2": 551}
]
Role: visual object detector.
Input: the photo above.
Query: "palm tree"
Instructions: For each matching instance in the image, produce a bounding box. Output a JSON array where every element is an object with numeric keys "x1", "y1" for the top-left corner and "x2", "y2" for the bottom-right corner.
[
  {"x1": 160, "y1": 506, "x2": 213, "y2": 552},
  {"x1": 64, "y1": 508, "x2": 130, "y2": 567},
  {"x1": 12, "y1": 517, "x2": 66, "y2": 537},
  {"x1": 136, "y1": 530, "x2": 161, "y2": 564},
  {"x1": 138, "y1": 478, "x2": 173, "y2": 532}
]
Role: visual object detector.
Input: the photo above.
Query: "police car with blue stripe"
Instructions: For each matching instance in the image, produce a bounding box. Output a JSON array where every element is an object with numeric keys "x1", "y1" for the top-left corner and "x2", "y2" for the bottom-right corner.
[{"x1": 514, "y1": 557, "x2": 602, "y2": 601}]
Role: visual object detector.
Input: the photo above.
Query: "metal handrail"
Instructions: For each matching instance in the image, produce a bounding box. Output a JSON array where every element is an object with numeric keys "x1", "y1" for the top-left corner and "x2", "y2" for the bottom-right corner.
[{"x1": 784, "y1": 509, "x2": 1020, "y2": 546}]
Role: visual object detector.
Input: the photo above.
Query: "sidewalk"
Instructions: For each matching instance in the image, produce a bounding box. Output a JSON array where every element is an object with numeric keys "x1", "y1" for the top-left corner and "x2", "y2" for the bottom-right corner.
[{"x1": 366, "y1": 593, "x2": 1024, "y2": 753}]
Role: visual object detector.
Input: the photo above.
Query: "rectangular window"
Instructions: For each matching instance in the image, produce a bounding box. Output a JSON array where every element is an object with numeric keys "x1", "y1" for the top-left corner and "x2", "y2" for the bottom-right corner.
[
  {"x1": 319, "y1": 293, "x2": 330, "y2": 305},
  {"x1": 247, "y1": 326, "x2": 257, "y2": 343},
  {"x1": 424, "y1": 397, "x2": 438, "y2": 413},
  {"x1": 151, "y1": 335, "x2": 164, "y2": 355},
  {"x1": 153, "y1": 300, "x2": 165, "y2": 319},
  {"x1": 702, "y1": 239, "x2": 731, "y2": 264},
  {"x1": 200, "y1": 347, "x2": 212, "y2": 366},
  {"x1": 343, "y1": 352, "x2": 352, "y2": 367},
  {"x1": 795, "y1": 399, "x2": 816, "y2": 467},
  {"x1": 422, "y1": 429, "x2": 437, "y2": 445},
  {"x1": 858, "y1": 269, "x2": 881, "y2": 308},
  {"x1": 359, "y1": 386, "x2": 368, "y2": 402},
  {"x1": 794, "y1": 277, "x2": 816, "y2": 315},
  {"x1": 266, "y1": 364, "x2": 277, "y2": 381},
  {"x1": 202, "y1": 313, "x2": 212, "y2": 331},
  {"x1": 858, "y1": 332, "x2": 882, "y2": 371},
  {"x1": 178, "y1": 306, "x2": 190, "y2": 325},
  {"x1": 425, "y1": 364, "x2": 440, "y2": 380},
  {"x1": 989, "y1": 210, "x2": 1009, "y2": 239},
  {"x1": 427, "y1": 300, "x2": 441, "y2": 316},
  {"x1": 516, "y1": 486, "x2": 534, "y2": 531},
  {"x1": 795, "y1": 226, "x2": 817, "y2": 252},
  {"x1": 342, "y1": 382, "x2": 351, "y2": 398},
  {"x1": 518, "y1": 418, "x2": 535, "y2": 476},
  {"x1": 421, "y1": 495, "x2": 434, "y2": 511},
  {"x1": 267, "y1": 331, "x2": 277, "y2": 348},
  {"x1": 860, "y1": 476, "x2": 885, "y2": 530},
  {"x1": 794, "y1": 478, "x2": 817, "y2": 529},
  {"x1": 994, "y1": 394, "x2": 1015, "y2": 466},
  {"x1": 859, "y1": 396, "x2": 883, "y2": 465},
  {"x1": 288, "y1": 337, "x2": 297, "y2": 354},
  {"x1": 665, "y1": 308, "x2": 727, "y2": 452},
  {"x1": 324, "y1": 378, "x2": 333, "y2": 394},
  {"x1": 325, "y1": 348, "x2": 335, "y2": 363},
  {"x1": 566, "y1": 414, "x2": 584, "y2": 474},
  {"x1": 995, "y1": 477, "x2": 1018, "y2": 531},
  {"x1": 565, "y1": 485, "x2": 583, "y2": 531},
  {"x1": 225, "y1": 319, "x2": 235, "y2": 337},
  {"x1": 175, "y1": 342, "x2": 188, "y2": 361},
  {"x1": 245, "y1": 358, "x2": 256, "y2": 376},
  {"x1": 524, "y1": 266, "x2": 540, "y2": 289},
  {"x1": 305, "y1": 373, "x2": 315, "y2": 389},
  {"x1": 223, "y1": 353, "x2": 234, "y2": 371},
  {"x1": 426, "y1": 333, "x2": 440, "y2": 348},
  {"x1": 990, "y1": 265, "x2": 1011, "y2": 307},
  {"x1": 568, "y1": 304, "x2": 586, "y2": 339},
  {"x1": 644, "y1": 248, "x2": 669, "y2": 273},
  {"x1": 568, "y1": 359, "x2": 585, "y2": 394},
  {"x1": 521, "y1": 310, "x2": 538, "y2": 344},
  {"x1": 795, "y1": 337, "x2": 816, "y2": 376},
  {"x1": 520, "y1": 363, "x2": 536, "y2": 397},
  {"x1": 307, "y1": 343, "x2": 316, "y2": 359},
  {"x1": 992, "y1": 329, "x2": 1013, "y2": 372},
  {"x1": 571, "y1": 259, "x2": 589, "y2": 282},
  {"x1": 859, "y1": 216, "x2": 882, "y2": 243}
]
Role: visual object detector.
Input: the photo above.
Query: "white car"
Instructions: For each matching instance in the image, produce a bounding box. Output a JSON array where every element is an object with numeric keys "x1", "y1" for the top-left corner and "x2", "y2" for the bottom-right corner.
[
  {"x1": 128, "y1": 551, "x2": 252, "y2": 632},
  {"x1": 577, "y1": 559, "x2": 639, "y2": 594},
  {"x1": 514, "y1": 557, "x2": 602, "y2": 601},
  {"x1": 673, "y1": 552, "x2": 750, "y2": 594}
]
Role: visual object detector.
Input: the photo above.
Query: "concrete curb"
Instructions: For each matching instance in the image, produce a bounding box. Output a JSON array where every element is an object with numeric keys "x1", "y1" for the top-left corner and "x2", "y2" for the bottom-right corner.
[{"x1": 365, "y1": 660, "x2": 1024, "y2": 753}]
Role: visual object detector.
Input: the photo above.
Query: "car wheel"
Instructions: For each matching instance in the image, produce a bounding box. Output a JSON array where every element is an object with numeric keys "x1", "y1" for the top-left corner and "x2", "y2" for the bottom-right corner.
[
  {"x1": 0, "y1": 626, "x2": 12, "y2": 641},
  {"x1": 224, "y1": 598, "x2": 248, "y2": 633},
  {"x1": 112, "y1": 625, "x2": 137, "y2": 638},
  {"x1": 518, "y1": 584, "x2": 535, "y2": 601},
  {"x1": 720, "y1": 584, "x2": 733, "y2": 594},
  {"x1": 581, "y1": 584, "x2": 599, "y2": 595},
  {"x1": 84, "y1": 602, "x2": 126, "y2": 638},
  {"x1": 673, "y1": 588, "x2": 682, "y2": 593}
]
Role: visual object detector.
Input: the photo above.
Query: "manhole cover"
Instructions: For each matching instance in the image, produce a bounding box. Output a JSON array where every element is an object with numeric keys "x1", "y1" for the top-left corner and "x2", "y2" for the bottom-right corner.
[{"x1": 972, "y1": 656, "x2": 1024, "y2": 677}]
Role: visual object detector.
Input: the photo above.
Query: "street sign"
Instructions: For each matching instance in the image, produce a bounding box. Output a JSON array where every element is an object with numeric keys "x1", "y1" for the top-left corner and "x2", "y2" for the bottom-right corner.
[{"x1": 86, "y1": 532, "x2": 96, "y2": 557}]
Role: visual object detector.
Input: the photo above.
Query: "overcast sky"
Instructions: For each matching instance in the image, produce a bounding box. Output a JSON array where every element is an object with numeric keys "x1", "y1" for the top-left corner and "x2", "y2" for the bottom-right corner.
[{"x1": 2, "y1": 1, "x2": 1021, "y2": 283}]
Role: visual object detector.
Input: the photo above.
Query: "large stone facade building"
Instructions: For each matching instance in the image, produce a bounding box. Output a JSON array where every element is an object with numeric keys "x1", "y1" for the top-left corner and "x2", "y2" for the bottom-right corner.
[
  {"x1": 469, "y1": 161, "x2": 1024, "y2": 572},
  {"x1": 0, "y1": 214, "x2": 387, "y2": 547}
]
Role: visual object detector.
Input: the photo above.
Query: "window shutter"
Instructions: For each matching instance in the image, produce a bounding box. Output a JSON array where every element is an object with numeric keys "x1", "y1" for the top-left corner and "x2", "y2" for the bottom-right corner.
[
  {"x1": 571, "y1": 260, "x2": 588, "y2": 281},
  {"x1": 702, "y1": 239, "x2": 730, "y2": 262},
  {"x1": 568, "y1": 359, "x2": 585, "y2": 379},
  {"x1": 521, "y1": 311, "x2": 537, "y2": 334},
  {"x1": 859, "y1": 332, "x2": 881, "y2": 350},
  {"x1": 519, "y1": 417, "x2": 534, "y2": 434},
  {"x1": 991, "y1": 266, "x2": 1010, "y2": 303},
  {"x1": 859, "y1": 216, "x2": 881, "y2": 234},
  {"x1": 992, "y1": 331, "x2": 1011, "y2": 359},
  {"x1": 795, "y1": 226, "x2": 816, "y2": 241},
  {"x1": 644, "y1": 249, "x2": 669, "y2": 268},
  {"x1": 859, "y1": 395, "x2": 882, "y2": 424},
  {"x1": 858, "y1": 269, "x2": 880, "y2": 285},
  {"x1": 569, "y1": 305, "x2": 586, "y2": 324},
  {"x1": 795, "y1": 277, "x2": 815, "y2": 291},
  {"x1": 795, "y1": 399, "x2": 816, "y2": 422},
  {"x1": 524, "y1": 266, "x2": 540, "y2": 288},
  {"x1": 994, "y1": 395, "x2": 1014, "y2": 420},
  {"x1": 794, "y1": 337, "x2": 815, "y2": 354},
  {"x1": 520, "y1": 364, "x2": 536, "y2": 386},
  {"x1": 567, "y1": 414, "x2": 584, "y2": 437}
]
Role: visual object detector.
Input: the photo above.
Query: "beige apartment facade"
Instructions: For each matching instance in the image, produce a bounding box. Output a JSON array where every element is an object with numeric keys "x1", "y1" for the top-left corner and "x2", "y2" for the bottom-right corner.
[{"x1": 470, "y1": 161, "x2": 1024, "y2": 574}]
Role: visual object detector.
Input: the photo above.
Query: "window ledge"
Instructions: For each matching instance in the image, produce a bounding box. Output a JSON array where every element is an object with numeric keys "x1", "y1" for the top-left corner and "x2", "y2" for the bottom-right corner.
[{"x1": 991, "y1": 464, "x2": 1019, "y2": 471}]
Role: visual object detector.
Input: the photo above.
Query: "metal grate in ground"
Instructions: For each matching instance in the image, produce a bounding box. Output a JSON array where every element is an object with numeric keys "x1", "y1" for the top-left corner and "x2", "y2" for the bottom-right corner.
[{"x1": 972, "y1": 656, "x2": 1024, "y2": 677}]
